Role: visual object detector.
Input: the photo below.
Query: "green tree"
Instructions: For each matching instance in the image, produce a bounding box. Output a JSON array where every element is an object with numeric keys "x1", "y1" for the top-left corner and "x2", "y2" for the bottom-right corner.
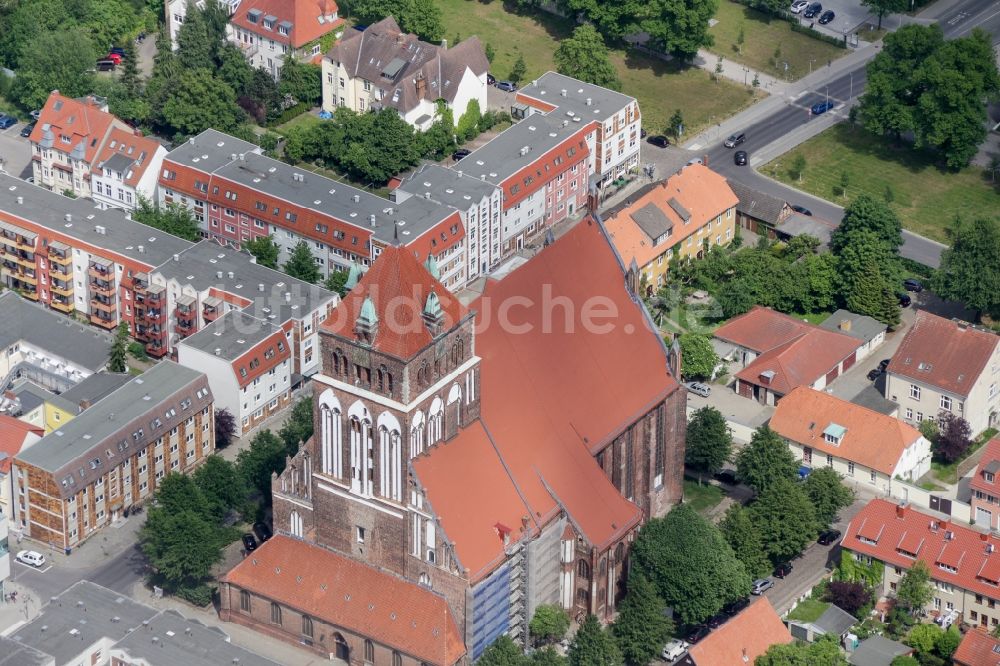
[
  {"x1": 641, "y1": 0, "x2": 718, "y2": 61},
  {"x1": 734, "y1": 426, "x2": 798, "y2": 494},
  {"x1": 236, "y1": 430, "x2": 287, "y2": 498},
  {"x1": 510, "y1": 54, "x2": 527, "y2": 84},
  {"x1": 325, "y1": 269, "x2": 350, "y2": 296},
  {"x1": 933, "y1": 217, "x2": 1000, "y2": 318},
  {"x1": 456, "y1": 98, "x2": 482, "y2": 142},
  {"x1": 119, "y1": 39, "x2": 142, "y2": 97},
  {"x1": 176, "y1": 2, "x2": 213, "y2": 70},
  {"x1": 719, "y1": 504, "x2": 771, "y2": 579},
  {"x1": 756, "y1": 634, "x2": 847, "y2": 666},
  {"x1": 685, "y1": 406, "x2": 732, "y2": 480},
  {"x1": 906, "y1": 623, "x2": 942, "y2": 655},
  {"x1": 569, "y1": 615, "x2": 621, "y2": 666},
  {"x1": 530, "y1": 604, "x2": 570, "y2": 644},
  {"x1": 554, "y1": 25, "x2": 621, "y2": 91},
  {"x1": 11, "y1": 28, "x2": 96, "y2": 109},
  {"x1": 278, "y1": 58, "x2": 323, "y2": 106},
  {"x1": 283, "y1": 241, "x2": 322, "y2": 284},
  {"x1": 895, "y1": 560, "x2": 933, "y2": 616},
  {"x1": 790, "y1": 154, "x2": 807, "y2": 182},
  {"x1": 133, "y1": 196, "x2": 202, "y2": 241},
  {"x1": 478, "y1": 635, "x2": 525, "y2": 666},
  {"x1": 843, "y1": 260, "x2": 900, "y2": 327},
  {"x1": 215, "y1": 408, "x2": 237, "y2": 449},
  {"x1": 485, "y1": 42, "x2": 496, "y2": 63},
  {"x1": 804, "y1": 467, "x2": 854, "y2": 529},
  {"x1": 140, "y1": 508, "x2": 224, "y2": 591},
  {"x1": 834, "y1": 194, "x2": 901, "y2": 254},
  {"x1": 861, "y1": 0, "x2": 906, "y2": 29},
  {"x1": 108, "y1": 321, "x2": 129, "y2": 372},
  {"x1": 668, "y1": 109, "x2": 684, "y2": 140},
  {"x1": 890, "y1": 657, "x2": 919, "y2": 666},
  {"x1": 936, "y1": 626, "x2": 961, "y2": 659},
  {"x1": 152, "y1": 471, "x2": 211, "y2": 519},
  {"x1": 404, "y1": 0, "x2": 444, "y2": 42},
  {"x1": 612, "y1": 573, "x2": 673, "y2": 666},
  {"x1": 631, "y1": 504, "x2": 750, "y2": 625},
  {"x1": 245, "y1": 235, "x2": 281, "y2": 269},
  {"x1": 160, "y1": 68, "x2": 244, "y2": 138},
  {"x1": 678, "y1": 333, "x2": 719, "y2": 380},
  {"x1": 749, "y1": 477, "x2": 818, "y2": 562},
  {"x1": 278, "y1": 397, "x2": 314, "y2": 457},
  {"x1": 530, "y1": 648, "x2": 567, "y2": 666},
  {"x1": 193, "y1": 455, "x2": 249, "y2": 522}
]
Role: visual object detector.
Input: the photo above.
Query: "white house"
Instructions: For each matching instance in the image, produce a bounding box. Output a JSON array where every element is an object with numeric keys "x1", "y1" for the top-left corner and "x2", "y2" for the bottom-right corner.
[
  {"x1": 90, "y1": 128, "x2": 166, "y2": 211},
  {"x1": 819, "y1": 309, "x2": 887, "y2": 362}
]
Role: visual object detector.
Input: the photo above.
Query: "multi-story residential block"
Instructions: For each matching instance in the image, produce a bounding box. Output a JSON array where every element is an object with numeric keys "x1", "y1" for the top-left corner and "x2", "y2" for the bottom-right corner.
[
  {"x1": 322, "y1": 18, "x2": 488, "y2": 130},
  {"x1": 28, "y1": 93, "x2": 164, "y2": 205},
  {"x1": 165, "y1": 0, "x2": 242, "y2": 50},
  {"x1": 158, "y1": 129, "x2": 468, "y2": 287},
  {"x1": 177, "y1": 310, "x2": 292, "y2": 436},
  {"x1": 603, "y1": 163, "x2": 738, "y2": 290},
  {"x1": 0, "y1": 175, "x2": 336, "y2": 375},
  {"x1": 221, "y1": 218, "x2": 687, "y2": 660},
  {"x1": 515, "y1": 71, "x2": 642, "y2": 191},
  {"x1": 970, "y1": 438, "x2": 1000, "y2": 530},
  {"x1": 229, "y1": 0, "x2": 345, "y2": 79},
  {"x1": 0, "y1": 416, "x2": 43, "y2": 520},
  {"x1": 886, "y1": 311, "x2": 1000, "y2": 436},
  {"x1": 842, "y1": 499, "x2": 1000, "y2": 631},
  {"x1": 90, "y1": 127, "x2": 167, "y2": 211},
  {"x1": 769, "y1": 387, "x2": 932, "y2": 494},
  {"x1": 0, "y1": 291, "x2": 110, "y2": 392},
  {"x1": 12, "y1": 361, "x2": 214, "y2": 552}
]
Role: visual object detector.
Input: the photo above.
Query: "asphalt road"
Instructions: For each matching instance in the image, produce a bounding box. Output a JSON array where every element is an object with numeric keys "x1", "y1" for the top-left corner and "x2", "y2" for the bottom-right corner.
[
  {"x1": 10, "y1": 542, "x2": 147, "y2": 604},
  {"x1": 698, "y1": 0, "x2": 1000, "y2": 268}
]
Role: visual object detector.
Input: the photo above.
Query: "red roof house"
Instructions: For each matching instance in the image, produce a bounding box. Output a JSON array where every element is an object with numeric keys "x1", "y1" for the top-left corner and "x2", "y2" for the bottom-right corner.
[
  {"x1": 971, "y1": 438, "x2": 1000, "y2": 532},
  {"x1": 678, "y1": 597, "x2": 793, "y2": 665},
  {"x1": 953, "y1": 627, "x2": 1000, "y2": 666},
  {"x1": 0, "y1": 415, "x2": 43, "y2": 474}
]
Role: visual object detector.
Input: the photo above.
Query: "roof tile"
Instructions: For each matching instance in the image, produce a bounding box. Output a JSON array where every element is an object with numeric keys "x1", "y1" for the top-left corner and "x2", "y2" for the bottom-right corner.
[{"x1": 683, "y1": 597, "x2": 792, "y2": 665}]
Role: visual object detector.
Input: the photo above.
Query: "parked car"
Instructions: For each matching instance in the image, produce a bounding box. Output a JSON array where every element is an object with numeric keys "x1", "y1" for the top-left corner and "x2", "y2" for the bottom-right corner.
[
  {"x1": 818, "y1": 9, "x2": 836, "y2": 24},
  {"x1": 640, "y1": 128, "x2": 647, "y2": 138},
  {"x1": 773, "y1": 562, "x2": 793, "y2": 579},
  {"x1": 810, "y1": 100, "x2": 835, "y2": 115},
  {"x1": 496, "y1": 80, "x2": 517, "y2": 92},
  {"x1": 0, "y1": 114, "x2": 16, "y2": 130},
  {"x1": 687, "y1": 157, "x2": 704, "y2": 165},
  {"x1": 647, "y1": 135, "x2": 669, "y2": 148},
  {"x1": 903, "y1": 278, "x2": 923, "y2": 292},
  {"x1": 867, "y1": 368, "x2": 881, "y2": 381},
  {"x1": 878, "y1": 358, "x2": 891, "y2": 372},
  {"x1": 452, "y1": 148, "x2": 471, "y2": 161},
  {"x1": 662, "y1": 639, "x2": 690, "y2": 661},
  {"x1": 715, "y1": 469, "x2": 738, "y2": 485},
  {"x1": 241, "y1": 533, "x2": 258, "y2": 553},
  {"x1": 96, "y1": 59, "x2": 117, "y2": 71},
  {"x1": 724, "y1": 597, "x2": 750, "y2": 617},
  {"x1": 790, "y1": 0, "x2": 809, "y2": 12},
  {"x1": 104, "y1": 52, "x2": 123, "y2": 65},
  {"x1": 685, "y1": 625, "x2": 710, "y2": 644},
  {"x1": 898, "y1": 293, "x2": 912, "y2": 307},
  {"x1": 818, "y1": 529, "x2": 842, "y2": 545},
  {"x1": 803, "y1": 2, "x2": 822, "y2": 19},
  {"x1": 487, "y1": 73, "x2": 496, "y2": 86},
  {"x1": 30, "y1": 109, "x2": 41, "y2": 121},
  {"x1": 791, "y1": 204, "x2": 812, "y2": 216},
  {"x1": 109, "y1": 46, "x2": 126, "y2": 57},
  {"x1": 752, "y1": 578, "x2": 774, "y2": 595},
  {"x1": 724, "y1": 132, "x2": 746, "y2": 148},
  {"x1": 253, "y1": 521, "x2": 273, "y2": 543},
  {"x1": 734, "y1": 150, "x2": 748, "y2": 166},
  {"x1": 20, "y1": 122, "x2": 35, "y2": 138},
  {"x1": 15, "y1": 550, "x2": 45, "y2": 567},
  {"x1": 686, "y1": 381, "x2": 711, "y2": 397},
  {"x1": 707, "y1": 612, "x2": 728, "y2": 629}
]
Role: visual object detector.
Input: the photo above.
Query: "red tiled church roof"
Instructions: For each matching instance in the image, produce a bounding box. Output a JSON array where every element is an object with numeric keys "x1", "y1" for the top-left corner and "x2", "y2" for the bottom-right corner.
[{"x1": 223, "y1": 536, "x2": 465, "y2": 665}]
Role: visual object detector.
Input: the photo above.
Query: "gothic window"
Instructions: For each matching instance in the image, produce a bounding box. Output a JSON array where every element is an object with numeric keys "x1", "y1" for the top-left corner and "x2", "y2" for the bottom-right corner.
[
  {"x1": 289, "y1": 510, "x2": 303, "y2": 537},
  {"x1": 393, "y1": 652, "x2": 403, "y2": 666},
  {"x1": 365, "y1": 639, "x2": 375, "y2": 663},
  {"x1": 428, "y1": 398, "x2": 444, "y2": 445},
  {"x1": 378, "y1": 427, "x2": 402, "y2": 501},
  {"x1": 239, "y1": 590, "x2": 251, "y2": 612},
  {"x1": 387, "y1": 371, "x2": 393, "y2": 393},
  {"x1": 577, "y1": 559, "x2": 591, "y2": 580},
  {"x1": 411, "y1": 422, "x2": 425, "y2": 457},
  {"x1": 350, "y1": 417, "x2": 363, "y2": 493},
  {"x1": 614, "y1": 543, "x2": 625, "y2": 564},
  {"x1": 576, "y1": 588, "x2": 589, "y2": 605},
  {"x1": 625, "y1": 429, "x2": 634, "y2": 499},
  {"x1": 270, "y1": 602, "x2": 281, "y2": 624},
  {"x1": 319, "y1": 391, "x2": 343, "y2": 478},
  {"x1": 376, "y1": 366, "x2": 385, "y2": 392},
  {"x1": 334, "y1": 634, "x2": 350, "y2": 661},
  {"x1": 599, "y1": 558, "x2": 607, "y2": 577},
  {"x1": 302, "y1": 615, "x2": 313, "y2": 638},
  {"x1": 654, "y1": 404, "x2": 665, "y2": 477},
  {"x1": 451, "y1": 341, "x2": 459, "y2": 365}
]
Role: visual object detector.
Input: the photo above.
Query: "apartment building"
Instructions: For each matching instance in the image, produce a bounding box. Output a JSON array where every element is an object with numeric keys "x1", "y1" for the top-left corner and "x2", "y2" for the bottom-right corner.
[
  {"x1": 516, "y1": 71, "x2": 641, "y2": 190},
  {"x1": 970, "y1": 438, "x2": 1000, "y2": 530},
  {"x1": 29, "y1": 93, "x2": 164, "y2": 205},
  {"x1": 843, "y1": 499, "x2": 1000, "y2": 631},
  {"x1": 886, "y1": 311, "x2": 1000, "y2": 436},
  {"x1": 158, "y1": 129, "x2": 468, "y2": 287},
  {"x1": 177, "y1": 310, "x2": 292, "y2": 436},
  {"x1": 322, "y1": 17, "x2": 488, "y2": 130},
  {"x1": 0, "y1": 416, "x2": 43, "y2": 521},
  {"x1": 12, "y1": 362, "x2": 213, "y2": 552},
  {"x1": 229, "y1": 0, "x2": 345, "y2": 79},
  {"x1": 165, "y1": 0, "x2": 242, "y2": 50},
  {"x1": 603, "y1": 163, "x2": 738, "y2": 290}
]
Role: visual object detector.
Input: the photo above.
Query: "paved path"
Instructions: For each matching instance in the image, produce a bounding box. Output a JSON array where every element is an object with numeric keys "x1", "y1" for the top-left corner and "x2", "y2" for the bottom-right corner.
[{"x1": 689, "y1": 49, "x2": 785, "y2": 93}]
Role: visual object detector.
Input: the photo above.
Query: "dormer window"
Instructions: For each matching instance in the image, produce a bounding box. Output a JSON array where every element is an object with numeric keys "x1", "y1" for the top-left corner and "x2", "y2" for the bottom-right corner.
[
  {"x1": 986, "y1": 471, "x2": 996, "y2": 483},
  {"x1": 263, "y1": 19, "x2": 274, "y2": 30},
  {"x1": 823, "y1": 423, "x2": 846, "y2": 446}
]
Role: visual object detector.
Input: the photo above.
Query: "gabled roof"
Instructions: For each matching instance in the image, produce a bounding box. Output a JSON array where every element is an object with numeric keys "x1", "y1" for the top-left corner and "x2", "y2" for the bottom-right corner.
[
  {"x1": 727, "y1": 179, "x2": 792, "y2": 226},
  {"x1": 322, "y1": 244, "x2": 469, "y2": 359},
  {"x1": 681, "y1": 597, "x2": 792, "y2": 666},
  {"x1": 812, "y1": 604, "x2": 858, "y2": 636},
  {"x1": 769, "y1": 387, "x2": 924, "y2": 475},
  {"x1": 971, "y1": 438, "x2": 1000, "y2": 497},
  {"x1": 230, "y1": 0, "x2": 343, "y2": 48},
  {"x1": 735, "y1": 330, "x2": 860, "y2": 396},
  {"x1": 843, "y1": 499, "x2": 1000, "y2": 601},
  {"x1": 222, "y1": 536, "x2": 465, "y2": 665},
  {"x1": 953, "y1": 628, "x2": 1000, "y2": 666},
  {"x1": 603, "y1": 164, "x2": 738, "y2": 268},
  {"x1": 30, "y1": 93, "x2": 119, "y2": 165},
  {"x1": 819, "y1": 309, "x2": 887, "y2": 344},
  {"x1": 714, "y1": 306, "x2": 814, "y2": 352},
  {"x1": 0, "y1": 415, "x2": 43, "y2": 474},
  {"x1": 848, "y1": 636, "x2": 912, "y2": 666},
  {"x1": 888, "y1": 310, "x2": 999, "y2": 397},
  {"x1": 94, "y1": 127, "x2": 163, "y2": 188}
]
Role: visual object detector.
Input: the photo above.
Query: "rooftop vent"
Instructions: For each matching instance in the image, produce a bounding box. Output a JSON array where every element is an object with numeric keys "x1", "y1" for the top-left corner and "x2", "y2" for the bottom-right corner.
[
  {"x1": 65, "y1": 213, "x2": 72, "y2": 222},
  {"x1": 15, "y1": 196, "x2": 22, "y2": 204}
]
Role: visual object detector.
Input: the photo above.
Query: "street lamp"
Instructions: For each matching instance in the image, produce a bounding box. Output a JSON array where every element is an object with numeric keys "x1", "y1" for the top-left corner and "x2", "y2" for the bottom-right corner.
[
  {"x1": 743, "y1": 66, "x2": 750, "y2": 86},
  {"x1": 808, "y1": 59, "x2": 816, "y2": 76}
]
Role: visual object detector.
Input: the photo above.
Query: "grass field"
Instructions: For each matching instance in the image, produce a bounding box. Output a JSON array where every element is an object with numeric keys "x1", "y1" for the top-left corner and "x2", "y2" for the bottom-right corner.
[
  {"x1": 708, "y1": 1, "x2": 847, "y2": 82},
  {"x1": 760, "y1": 124, "x2": 1000, "y2": 242},
  {"x1": 436, "y1": 0, "x2": 764, "y2": 136},
  {"x1": 786, "y1": 599, "x2": 829, "y2": 623},
  {"x1": 683, "y1": 478, "x2": 724, "y2": 513}
]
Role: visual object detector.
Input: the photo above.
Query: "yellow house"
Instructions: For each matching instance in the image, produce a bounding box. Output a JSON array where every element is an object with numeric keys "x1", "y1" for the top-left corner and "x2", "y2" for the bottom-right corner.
[
  {"x1": 9, "y1": 380, "x2": 77, "y2": 433},
  {"x1": 604, "y1": 164, "x2": 738, "y2": 291}
]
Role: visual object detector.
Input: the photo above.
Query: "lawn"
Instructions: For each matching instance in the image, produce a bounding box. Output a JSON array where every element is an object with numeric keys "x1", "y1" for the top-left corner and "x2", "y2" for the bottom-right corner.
[
  {"x1": 788, "y1": 310, "x2": 834, "y2": 325},
  {"x1": 708, "y1": 2, "x2": 848, "y2": 82},
  {"x1": 929, "y1": 428, "x2": 998, "y2": 485},
  {"x1": 273, "y1": 112, "x2": 323, "y2": 136},
  {"x1": 786, "y1": 599, "x2": 830, "y2": 623},
  {"x1": 436, "y1": 0, "x2": 763, "y2": 136},
  {"x1": 683, "y1": 478, "x2": 724, "y2": 513},
  {"x1": 760, "y1": 124, "x2": 1000, "y2": 242}
]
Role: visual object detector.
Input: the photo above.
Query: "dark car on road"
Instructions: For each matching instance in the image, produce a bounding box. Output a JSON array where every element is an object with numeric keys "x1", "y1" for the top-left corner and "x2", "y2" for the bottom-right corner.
[
  {"x1": 898, "y1": 293, "x2": 912, "y2": 307},
  {"x1": 774, "y1": 562, "x2": 793, "y2": 579},
  {"x1": 723, "y1": 597, "x2": 750, "y2": 617},
  {"x1": 707, "y1": 613, "x2": 728, "y2": 629},
  {"x1": 818, "y1": 529, "x2": 842, "y2": 545},
  {"x1": 96, "y1": 59, "x2": 117, "y2": 71},
  {"x1": 803, "y1": 2, "x2": 822, "y2": 18},
  {"x1": 647, "y1": 135, "x2": 669, "y2": 148},
  {"x1": 724, "y1": 132, "x2": 746, "y2": 148},
  {"x1": 685, "y1": 625, "x2": 710, "y2": 644},
  {"x1": 791, "y1": 204, "x2": 812, "y2": 216},
  {"x1": 818, "y1": 9, "x2": 835, "y2": 24},
  {"x1": 734, "y1": 150, "x2": 748, "y2": 166},
  {"x1": 253, "y1": 521, "x2": 273, "y2": 543},
  {"x1": 496, "y1": 81, "x2": 517, "y2": 92},
  {"x1": 20, "y1": 122, "x2": 35, "y2": 138},
  {"x1": 715, "y1": 469, "x2": 738, "y2": 485},
  {"x1": 242, "y1": 533, "x2": 258, "y2": 553},
  {"x1": 878, "y1": 358, "x2": 891, "y2": 372},
  {"x1": 487, "y1": 73, "x2": 496, "y2": 86},
  {"x1": 811, "y1": 100, "x2": 835, "y2": 115},
  {"x1": 903, "y1": 278, "x2": 923, "y2": 292},
  {"x1": 0, "y1": 114, "x2": 16, "y2": 130},
  {"x1": 452, "y1": 148, "x2": 471, "y2": 161},
  {"x1": 867, "y1": 368, "x2": 881, "y2": 381}
]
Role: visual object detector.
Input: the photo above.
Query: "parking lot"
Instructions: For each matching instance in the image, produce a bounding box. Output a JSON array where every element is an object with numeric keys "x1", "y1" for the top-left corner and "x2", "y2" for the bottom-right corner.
[
  {"x1": 793, "y1": 0, "x2": 880, "y2": 41},
  {"x1": 0, "y1": 116, "x2": 34, "y2": 179}
]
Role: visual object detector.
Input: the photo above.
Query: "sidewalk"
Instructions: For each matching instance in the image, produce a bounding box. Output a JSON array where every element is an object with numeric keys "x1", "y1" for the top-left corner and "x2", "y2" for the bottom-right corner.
[
  {"x1": 690, "y1": 48, "x2": 786, "y2": 95},
  {"x1": 0, "y1": 580, "x2": 41, "y2": 636}
]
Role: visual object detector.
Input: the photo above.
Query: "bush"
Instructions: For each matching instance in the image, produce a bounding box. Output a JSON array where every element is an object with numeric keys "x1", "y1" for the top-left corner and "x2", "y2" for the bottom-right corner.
[
  {"x1": 790, "y1": 22, "x2": 848, "y2": 48},
  {"x1": 175, "y1": 583, "x2": 215, "y2": 607},
  {"x1": 266, "y1": 102, "x2": 310, "y2": 128},
  {"x1": 127, "y1": 341, "x2": 148, "y2": 361},
  {"x1": 824, "y1": 580, "x2": 872, "y2": 615}
]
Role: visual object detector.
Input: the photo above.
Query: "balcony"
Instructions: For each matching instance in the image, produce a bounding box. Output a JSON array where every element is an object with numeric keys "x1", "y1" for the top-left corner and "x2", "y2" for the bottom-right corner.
[
  {"x1": 50, "y1": 280, "x2": 73, "y2": 297},
  {"x1": 87, "y1": 265, "x2": 113, "y2": 280},
  {"x1": 175, "y1": 318, "x2": 196, "y2": 336},
  {"x1": 50, "y1": 262, "x2": 72, "y2": 277},
  {"x1": 50, "y1": 298, "x2": 74, "y2": 313},
  {"x1": 14, "y1": 236, "x2": 36, "y2": 252},
  {"x1": 90, "y1": 297, "x2": 116, "y2": 313},
  {"x1": 89, "y1": 312, "x2": 117, "y2": 329},
  {"x1": 48, "y1": 247, "x2": 71, "y2": 265},
  {"x1": 145, "y1": 339, "x2": 168, "y2": 358},
  {"x1": 9, "y1": 252, "x2": 35, "y2": 270},
  {"x1": 89, "y1": 278, "x2": 115, "y2": 295},
  {"x1": 133, "y1": 272, "x2": 149, "y2": 291}
]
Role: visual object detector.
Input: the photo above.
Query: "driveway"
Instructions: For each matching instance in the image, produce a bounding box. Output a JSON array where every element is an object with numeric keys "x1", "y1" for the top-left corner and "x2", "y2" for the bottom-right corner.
[{"x1": 0, "y1": 120, "x2": 33, "y2": 179}]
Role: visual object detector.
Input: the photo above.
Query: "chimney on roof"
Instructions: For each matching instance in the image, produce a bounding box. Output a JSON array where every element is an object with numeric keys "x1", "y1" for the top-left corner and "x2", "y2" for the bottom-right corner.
[
  {"x1": 415, "y1": 72, "x2": 427, "y2": 100},
  {"x1": 258, "y1": 283, "x2": 265, "y2": 293},
  {"x1": 173, "y1": 254, "x2": 180, "y2": 262},
  {"x1": 560, "y1": 89, "x2": 567, "y2": 97},
  {"x1": 839, "y1": 319, "x2": 852, "y2": 332},
  {"x1": 703, "y1": 155, "x2": 709, "y2": 166},
  {"x1": 896, "y1": 504, "x2": 906, "y2": 519},
  {"x1": 216, "y1": 270, "x2": 223, "y2": 279},
  {"x1": 353, "y1": 194, "x2": 360, "y2": 203},
  {"x1": 369, "y1": 214, "x2": 376, "y2": 227},
  {"x1": 78, "y1": 399, "x2": 91, "y2": 411},
  {"x1": 215, "y1": 348, "x2": 221, "y2": 356},
  {"x1": 231, "y1": 153, "x2": 237, "y2": 161},
  {"x1": 585, "y1": 97, "x2": 592, "y2": 106},
  {"x1": 285, "y1": 292, "x2": 291, "y2": 303},
  {"x1": 227, "y1": 271, "x2": 235, "y2": 279},
  {"x1": 982, "y1": 532, "x2": 990, "y2": 542},
  {"x1": 138, "y1": 245, "x2": 144, "y2": 254},
  {"x1": 15, "y1": 196, "x2": 22, "y2": 204},
  {"x1": 65, "y1": 213, "x2": 72, "y2": 222}
]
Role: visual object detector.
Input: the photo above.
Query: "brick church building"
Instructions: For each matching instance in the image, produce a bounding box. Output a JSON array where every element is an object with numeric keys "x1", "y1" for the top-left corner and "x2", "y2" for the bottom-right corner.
[{"x1": 220, "y1": 218, "x2": 687, "y2": 664}]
